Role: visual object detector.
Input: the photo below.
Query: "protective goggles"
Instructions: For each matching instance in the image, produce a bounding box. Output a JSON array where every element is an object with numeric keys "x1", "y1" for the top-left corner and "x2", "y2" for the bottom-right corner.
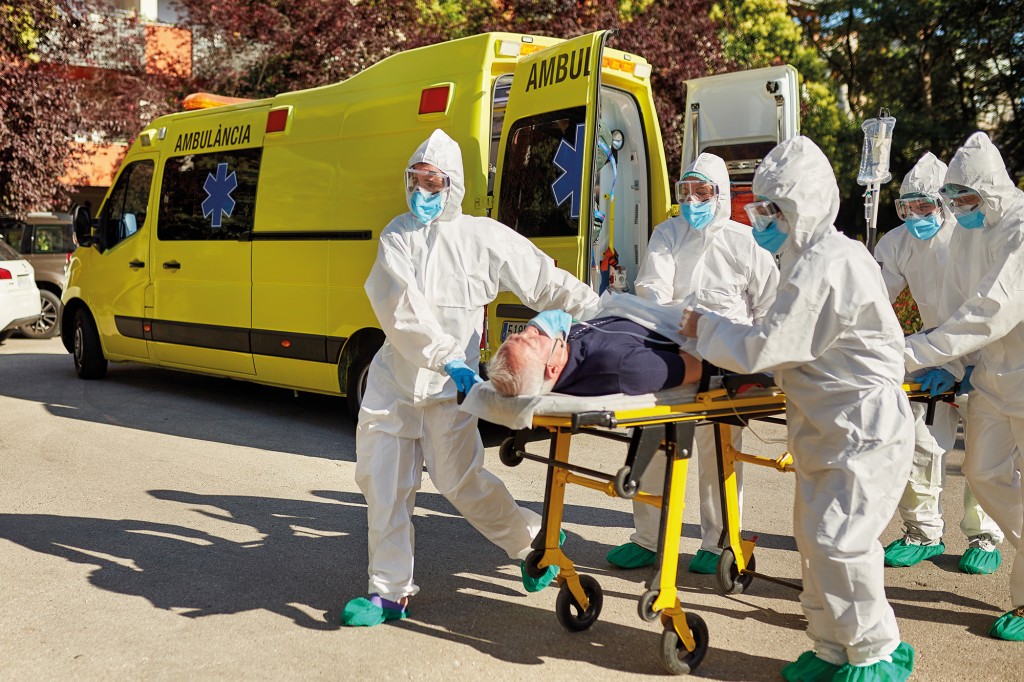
[
  {"x1": 675, "y1": 178, "x2": 718, "y2": 204},
  {"x1": 405, "y1": 168, "x2": 450, "y2": 195},
  {"x1": 744, "y1": 199, "x2": 782, "y2": 232},
  {"x1": 939, "y1": 183, "x2": 983, "y2": 213},
  {"x1": 895, "y1": 193, "x2": 941, "y2": 221}
]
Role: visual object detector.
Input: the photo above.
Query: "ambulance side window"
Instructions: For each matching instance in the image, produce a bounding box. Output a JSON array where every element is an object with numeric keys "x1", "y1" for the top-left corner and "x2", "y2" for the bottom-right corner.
[
  {"x1": 99, "y1": 160, "x2": 154, "y2": 251},
  {"x1": 497, "y1": 106, "x2": 586, "y2": 239},
  {"x1": 158, "y1": 148, "x2": 262, "y2": 241}
]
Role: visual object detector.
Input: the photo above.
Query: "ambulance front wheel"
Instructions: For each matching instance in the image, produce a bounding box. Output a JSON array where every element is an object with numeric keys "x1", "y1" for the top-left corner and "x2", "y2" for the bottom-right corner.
[
  {"x1": 499, "y1": 437, "x2": 524, "y2": 467},
  {"x1": 659, "y1": 612, "x2": 709, "y2": 675},
  {"x1": 73, "y1": 308, "x2": 107, "y2": 380},
  {"x1": 345, "y1": 350, "x2": 375, "y2": 416},
  {"x1": 555, "y1": 575, "x2": 603, "y2": 632},
  {"x1": 716, "y1": 548, "x2": 755, "y2": 595}
]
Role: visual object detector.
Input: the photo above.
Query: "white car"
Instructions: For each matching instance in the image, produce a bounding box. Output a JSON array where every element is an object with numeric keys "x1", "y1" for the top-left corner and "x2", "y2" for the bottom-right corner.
[{"x1": 0, "y1": 238, "x2": 42, "y2": 341}]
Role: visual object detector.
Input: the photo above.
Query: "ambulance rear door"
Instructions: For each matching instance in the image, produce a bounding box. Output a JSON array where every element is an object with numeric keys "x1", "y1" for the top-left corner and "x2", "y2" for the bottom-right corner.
[
  {"x1": 681, "y1": 65, "x2": 800, "y2": 224},
  {"x1": 491, "y1": 30, "x2": 608, "y2": 339}
]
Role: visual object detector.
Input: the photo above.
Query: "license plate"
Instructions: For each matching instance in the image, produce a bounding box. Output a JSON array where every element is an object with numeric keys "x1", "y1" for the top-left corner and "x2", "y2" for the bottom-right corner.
[
  {"x1": 500, "y1": 320, "x2": 528, "y2": 341},
  {"x1": 16, "y1": 274, "x2": 29, "y2": 287}
]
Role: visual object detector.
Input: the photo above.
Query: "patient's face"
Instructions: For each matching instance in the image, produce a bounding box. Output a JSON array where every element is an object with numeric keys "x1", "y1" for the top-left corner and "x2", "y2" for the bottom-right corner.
[{"x1": 502, "y1": 325, "x2": 555, "y2": 368}]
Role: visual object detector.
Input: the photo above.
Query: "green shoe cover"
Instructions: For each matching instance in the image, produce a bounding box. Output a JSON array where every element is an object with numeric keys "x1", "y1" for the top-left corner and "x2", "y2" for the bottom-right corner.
[
  {"x1": 606, "y1": 542, "x2": 657, "y2": 569},
  {"x1": 780, "y1": 650, "x2": 840, "y2": 682},
  {"x1": 833, "y1": 642, "x2": 914, "y2": 682},
  {"x1": 340, "y1": 595, "x2": 408, "y2": 627},
  {"x1": 521, "y1": 529, "x2": 566, "y2": 592},
  {"x1": 959, "y1": 546, "x2": 1002, "y2": 574},
  {"x1": 989, "y1": 608, "x2": 1024, "y2": 641},
  {"x1": 883, "y1": 537, "x2": 944, "y2": 567},
  {"x1": 688, "y1": 549, "x2": 719, "y2": 574}
]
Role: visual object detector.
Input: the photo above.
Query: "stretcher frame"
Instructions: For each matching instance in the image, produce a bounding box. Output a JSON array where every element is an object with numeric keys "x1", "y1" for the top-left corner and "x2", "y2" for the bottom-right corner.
[{"x1": 498, "y1": 379, "x2": 955, "y2": 676}]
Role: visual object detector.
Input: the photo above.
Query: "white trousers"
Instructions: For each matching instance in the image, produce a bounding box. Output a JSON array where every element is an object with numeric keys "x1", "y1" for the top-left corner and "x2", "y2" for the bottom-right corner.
[
  {"x1": 629, "y1": 424, "x2": 744, "y2": 554},
  {"x1": 898, "y1": 397, "x2": 1003, "y2": 542},
  {"x1": 964, "y1": 391, "x2": 1024, "y2": 606},
  {"x1": 355, "y1": 378, "x2": 538, "y2": 602}
]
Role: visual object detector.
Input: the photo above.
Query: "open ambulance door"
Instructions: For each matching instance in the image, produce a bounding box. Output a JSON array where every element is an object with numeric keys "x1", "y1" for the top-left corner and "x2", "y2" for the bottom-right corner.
[
  {"x1": 488, "y1": 31, "x2": 608, "y2": 350},
  {"x1": 681, "y1": 65, "x2": 800, "y2": 225}
]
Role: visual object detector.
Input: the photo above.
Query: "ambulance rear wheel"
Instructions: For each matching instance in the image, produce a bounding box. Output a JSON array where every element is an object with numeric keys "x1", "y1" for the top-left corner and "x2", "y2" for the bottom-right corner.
[
  {"x1": 659, "y1": 612, "x2": 708, "y2": 675},
  {"x1": 555, "y1": 575, "x2": 602, "y2": 632},
  {"x1": 345, "y1": 349, "x2": 374, "y2": 416},
  {"x1": 499, "y1": 437, "x2": 523, "y2": 467},
  {"x1": 638, "y1": 589, "x2": 660, "y2": 622},
  {"x1": 73, "y1": 308, "x2": 107, "y2": 380},
  {"x1": 716, "y1": 548, "x2": 755, "y2": 595}
]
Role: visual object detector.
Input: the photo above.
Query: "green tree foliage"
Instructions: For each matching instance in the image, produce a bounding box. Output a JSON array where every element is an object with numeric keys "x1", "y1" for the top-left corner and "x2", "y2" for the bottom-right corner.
[{"x1": 801, "y1": 1, "x2": 1024, "y2": 232}]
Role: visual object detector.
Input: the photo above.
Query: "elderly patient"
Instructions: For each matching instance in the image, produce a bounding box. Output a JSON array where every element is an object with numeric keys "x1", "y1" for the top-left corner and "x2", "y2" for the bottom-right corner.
[{"x1": 488, "y1": 309, "x2": 703, "y2": 397}]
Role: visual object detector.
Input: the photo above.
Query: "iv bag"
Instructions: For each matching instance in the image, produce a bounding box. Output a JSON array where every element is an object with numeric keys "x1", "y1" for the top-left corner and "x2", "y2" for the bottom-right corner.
[{"x1": 857, "y1": 116, "x2": 896, "y2": 186}]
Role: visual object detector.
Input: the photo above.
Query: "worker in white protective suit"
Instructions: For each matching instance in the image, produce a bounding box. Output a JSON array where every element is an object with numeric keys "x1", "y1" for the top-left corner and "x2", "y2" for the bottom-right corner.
[
  {"x1": 874, "y1": 152, "x2": 1004, "y2": 573},
  {"x1": 342, "y1": 129, "x2": 600, "y2": 627},
  {"x1": 681, "y1": 136, "x2": 915, "y2": 681},
  {"x1": 903, "y1": 131, "x2": 1024, "y2": 642},
  {"x1": 606, "y1": 153, "x2": 779, "y2": 574}
]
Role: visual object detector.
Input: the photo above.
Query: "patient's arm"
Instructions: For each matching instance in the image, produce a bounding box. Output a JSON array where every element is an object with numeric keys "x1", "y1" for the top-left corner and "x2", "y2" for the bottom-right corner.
[{"x1": 681, "y1": 351, "x2": 703, "y2": 384}]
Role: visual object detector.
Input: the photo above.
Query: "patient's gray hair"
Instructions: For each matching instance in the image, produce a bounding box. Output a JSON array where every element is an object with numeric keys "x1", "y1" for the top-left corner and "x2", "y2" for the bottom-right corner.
[{"x1": 488, "y1": 341, "x2": 548, "y2": 397}]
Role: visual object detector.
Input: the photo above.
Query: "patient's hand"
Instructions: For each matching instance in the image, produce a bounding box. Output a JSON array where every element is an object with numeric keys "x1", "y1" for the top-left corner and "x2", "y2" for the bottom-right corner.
[
  {"x1": 681, "y1": 352, "x2": 702, "y2": 384},
  {"x1": 680, "y1": 309, "x2": 702, "y2": 338}
]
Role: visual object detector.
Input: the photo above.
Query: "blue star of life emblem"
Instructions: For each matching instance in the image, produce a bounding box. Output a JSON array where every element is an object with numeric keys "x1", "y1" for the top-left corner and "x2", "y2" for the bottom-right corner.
[
  {"x1": 552, "y1": 122, "x2": 586, "y2": 219},
  {"x1": 202, "y1": 162, "x2": 238, "y2": 228}
]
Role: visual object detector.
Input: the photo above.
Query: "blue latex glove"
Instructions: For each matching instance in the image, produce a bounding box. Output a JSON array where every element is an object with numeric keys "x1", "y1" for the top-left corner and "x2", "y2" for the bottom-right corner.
[
  {"x1": 444, "y1": 359, "x2": 482, "y2": 394},
  {"x1": 919, "y1": 368, "x2": 956, "y2": 397},
  {"x1": 959, "y1": 365, "x2": 974, "y2": 394}
]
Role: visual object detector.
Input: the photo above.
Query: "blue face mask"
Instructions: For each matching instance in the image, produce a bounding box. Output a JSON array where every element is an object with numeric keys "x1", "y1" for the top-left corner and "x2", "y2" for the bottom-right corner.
[
  {"x1": 955, "y1": 209, "x2": 986, "y2": 229},
  {"x1": 752, "y1": 221, "x2": 789, "y2": 254},
  {"x1": 528, "y1": 310, "x2": 572, "y2": 340},
  {"x1": 680, "y1": 200, "x2": 714, "y2": 231},
  {"x1": 905, "y1": 214, "x2": 942, "y2": 240},
  {"x1": 409, "y1": 189, "x2": 446, "y2": 225}
]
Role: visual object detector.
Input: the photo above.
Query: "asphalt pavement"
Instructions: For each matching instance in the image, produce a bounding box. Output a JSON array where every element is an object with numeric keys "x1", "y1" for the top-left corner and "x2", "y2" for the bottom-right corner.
[{"x1": 0, "y1": 337, "x2": 1017, "y2": 680}]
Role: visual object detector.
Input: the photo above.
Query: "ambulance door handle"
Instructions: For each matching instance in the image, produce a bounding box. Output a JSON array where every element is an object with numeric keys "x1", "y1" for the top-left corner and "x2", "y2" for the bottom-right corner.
[
  {"x1": 128, "y1": 259, "x2": 145, "y2": 269},
  {"x1": 162, "y1": 260, "x2": 181, "y2": 270}
]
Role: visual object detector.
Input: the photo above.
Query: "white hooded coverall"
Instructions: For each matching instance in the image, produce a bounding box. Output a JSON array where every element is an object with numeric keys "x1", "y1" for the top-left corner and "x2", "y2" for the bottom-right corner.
[
  {"x1": 695, "y1": 137, "x2": 913, "y2": 666},
  {"x1": 904, "y1": 132, "x2": 1024, "y2": 608},
  {"x1": 874, "y1": 153, "x2": 1002, "y2": 545},
  {"x1": 630, "y1": 153, "x2": 779, "y2": 556},
  {"x1": 357, "y1": 129, "x2": 599, "y2": 601}
]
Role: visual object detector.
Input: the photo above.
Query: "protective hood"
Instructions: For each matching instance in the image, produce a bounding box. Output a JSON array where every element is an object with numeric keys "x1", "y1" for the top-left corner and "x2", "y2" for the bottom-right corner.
[
  {"x1": 945, "y1": 131, "x2": 1024, "y2": 226},
  {"x1": 407, "y1": 128, "x2": 466, "y2": 223},
  {"x1": 681, "y1": 153, "x2": 732, "y2": 233},
  {"x1": 900, "y1": 151, "x2": 952, "y2": 222},
  {"x1": 752, "y1": 136, "x2": 839, "y2": 254}
]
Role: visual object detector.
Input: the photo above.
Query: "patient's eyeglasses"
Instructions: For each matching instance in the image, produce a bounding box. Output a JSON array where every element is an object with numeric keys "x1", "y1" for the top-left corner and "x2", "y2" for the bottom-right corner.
[{"x1": 545, "y1": 336, "x2": 565, "y2": 367}]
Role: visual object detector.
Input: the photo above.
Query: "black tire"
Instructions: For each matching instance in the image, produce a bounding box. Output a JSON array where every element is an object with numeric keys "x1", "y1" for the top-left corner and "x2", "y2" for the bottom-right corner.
[
  {"x1": 638, "y1": 589, "x2": 660, "y2": 623},
  {"x1": 555, "y1": 575, "x2": 603, "y2": 632},
  {"x1": 72, "y1": 308, "x2": 107, "y2": 380},
  {"x1": 345, "y1": 348, "x2": 375, "y2": 417},
  {"x1": 715, "y1": 548, "x2": 756, "y2": 595},
  {"x1": 20, "y1": 289, "x2": 62, "y2": 339},
  {"x1": 498, "y1": 437, "x2": 524, "y2": 467},
  {"x1": 659, "y1": 612, "x2": 709, "y2": 675},
  {"x1": 523, "y1": 548, "x2": 548, "y2": 580},
  {"x1": 614, "y1": 466, "x2": 639, "y2": 498},
  {"x1": 0, "y1": 329, "x2": 13, "y2": 343}
]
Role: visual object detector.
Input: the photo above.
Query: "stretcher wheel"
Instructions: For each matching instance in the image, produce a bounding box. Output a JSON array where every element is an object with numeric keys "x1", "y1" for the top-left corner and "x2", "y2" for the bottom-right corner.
[
  {"x1": 716, "y1": 548, "x2": 755, "y2": 595},
  {"x1": 556, "y1": 575, "x2": 603, "y2": 632},
  {"x1": 659, "y1": 612, "x2": 709, "y2": 675},
  {"x1": 498, "y1": 437, "x2": 524, "y2": 467},
  {"x1": 638, "y1": 589, "x2": 660, "y2": 622},
  {"x1": 523, "y1": 549, "x2": 548, "y2": 580},
  {"x1": 614, "y1": 466, "x2": 639, "y2": 498}
]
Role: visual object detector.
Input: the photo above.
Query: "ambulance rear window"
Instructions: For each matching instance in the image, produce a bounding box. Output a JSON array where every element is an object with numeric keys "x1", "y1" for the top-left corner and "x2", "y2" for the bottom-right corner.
[
  {"x1": 498, "y1": 106, "x2": 586, "y2": 239},
  {"x1": 158, "y1": 148, "x2": 262, "y2": 241}
]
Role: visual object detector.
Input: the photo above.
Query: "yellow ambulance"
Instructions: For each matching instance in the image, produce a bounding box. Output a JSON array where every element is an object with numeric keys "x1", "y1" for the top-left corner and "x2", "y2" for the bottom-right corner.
[{"x1": 63, "y1": 30, "x2": 799, "y2": 413}]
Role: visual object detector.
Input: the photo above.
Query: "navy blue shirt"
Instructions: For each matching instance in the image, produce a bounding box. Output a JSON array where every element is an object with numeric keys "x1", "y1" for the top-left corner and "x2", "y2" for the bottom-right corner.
[{"x1": 552, "y1": 317, "x2": 687, "y2": 396}]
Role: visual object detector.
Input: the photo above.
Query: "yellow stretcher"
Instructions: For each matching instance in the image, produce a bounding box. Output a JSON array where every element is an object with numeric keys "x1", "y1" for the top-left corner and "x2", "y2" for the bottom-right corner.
[{"x1": 494, "y1": 376, "x2": 956, "y2": 676}]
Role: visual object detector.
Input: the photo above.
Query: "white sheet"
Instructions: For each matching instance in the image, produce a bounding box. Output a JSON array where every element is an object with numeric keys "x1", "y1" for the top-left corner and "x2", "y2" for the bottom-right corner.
[{"x1": 461, "y1": 381, "x2": 701, "y2": 430}]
